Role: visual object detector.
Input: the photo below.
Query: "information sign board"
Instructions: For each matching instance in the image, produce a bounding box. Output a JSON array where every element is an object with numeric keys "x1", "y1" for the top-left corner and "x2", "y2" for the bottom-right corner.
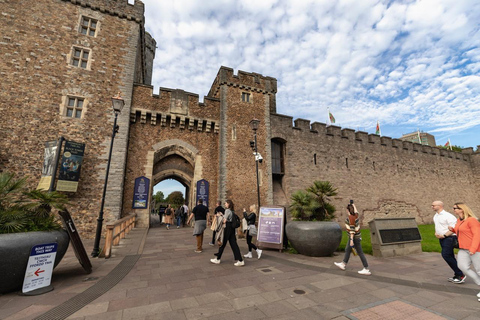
[
  {"x1": 257, "y1": 206, "x2": 285, "y2": 251},
  {"x1": 22, "y1": 243, "x2": 57, "y2": 293}
]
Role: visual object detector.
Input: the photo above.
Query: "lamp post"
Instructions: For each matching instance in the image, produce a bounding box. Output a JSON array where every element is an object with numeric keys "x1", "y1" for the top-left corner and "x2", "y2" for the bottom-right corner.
[
  {"x1": 91, "y1": 94, "x2": 124, "y2": 257},
  {"x1": 249, "y1": 118, "x2": 261, "y2": 210}
]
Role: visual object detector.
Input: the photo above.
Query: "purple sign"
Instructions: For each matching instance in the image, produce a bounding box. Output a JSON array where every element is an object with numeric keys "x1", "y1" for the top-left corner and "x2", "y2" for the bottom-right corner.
[
  {"x1": 257, "y1": 207, "x2": 285, "y2": 244},
  {"x1": 196, "y1": 179, "x2": 209, "y2": 208},
  {"x1": 132, "y1": 176, "x2": 150, "y2": 209}
]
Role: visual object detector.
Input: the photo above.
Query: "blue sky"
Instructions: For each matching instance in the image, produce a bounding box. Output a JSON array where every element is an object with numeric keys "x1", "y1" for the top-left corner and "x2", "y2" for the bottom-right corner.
[{"x1": 142, "y1": 0, "x2": 480, "y2": 149}]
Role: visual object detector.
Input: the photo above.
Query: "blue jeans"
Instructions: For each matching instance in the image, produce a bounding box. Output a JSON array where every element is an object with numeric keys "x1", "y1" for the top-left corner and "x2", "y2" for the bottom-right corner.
[
  {"x1": 176, "y1": 216, "x2": 182, "y2": 227},
  {"x1": 439, "y1": 236, "x2": 464, "y2": 277},
  {"x1": 343, "y1": 237, "x2": 368, "y2": 268}
]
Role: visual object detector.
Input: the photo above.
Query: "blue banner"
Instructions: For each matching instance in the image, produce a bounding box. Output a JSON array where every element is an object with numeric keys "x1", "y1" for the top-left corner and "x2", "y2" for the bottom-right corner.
[
  {"x1": 196, "y1": 179, "x2": 209, "y2": 208},
  {"x1": 132, "y1": 176, "x2": 150, "y2": 209}
]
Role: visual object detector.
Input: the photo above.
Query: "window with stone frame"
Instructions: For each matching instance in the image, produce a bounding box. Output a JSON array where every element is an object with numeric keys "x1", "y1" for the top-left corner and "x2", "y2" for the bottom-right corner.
[
  {"x1": 71, "y1": 47, "x2": 90, "y2": 69},
  {"x1": 65, "y1": 96, "x2": 84, "y2": 118},
  {"x1": 79, "y1": 16, "x2": 98, "y2": 36},
  {"x1": 241, "y1": 92, "x2": 251, "y2": 103}
]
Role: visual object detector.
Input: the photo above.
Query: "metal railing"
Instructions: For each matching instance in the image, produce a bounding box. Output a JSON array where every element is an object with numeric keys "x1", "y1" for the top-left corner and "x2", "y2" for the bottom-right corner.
[{"x1": 104, "y1": 213, "x2": 136, "y2": 259}]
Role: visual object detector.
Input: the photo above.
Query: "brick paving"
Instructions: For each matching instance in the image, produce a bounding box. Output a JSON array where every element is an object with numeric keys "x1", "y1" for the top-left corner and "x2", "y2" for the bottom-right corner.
[{"x1": 1, "y1": 223, "x2": 479, "y2": 320}]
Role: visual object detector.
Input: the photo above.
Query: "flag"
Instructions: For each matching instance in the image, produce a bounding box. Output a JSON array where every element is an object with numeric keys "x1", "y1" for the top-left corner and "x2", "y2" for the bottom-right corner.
[
  {"x1": 375, "y1": 121, "x2": 381, "y2": 136},
  {"x1": 417, "y1": 130, "x2": 422, "y2": 144},
  {"x1": 445, "y1": 138, "x2": 452, "y2": 150},
  {"x1": 329, "y1": 111, "x2": 335, "y2": 124}
]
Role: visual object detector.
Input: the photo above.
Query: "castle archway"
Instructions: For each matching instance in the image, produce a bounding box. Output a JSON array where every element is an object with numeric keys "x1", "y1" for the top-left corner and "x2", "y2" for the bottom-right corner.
[{"x1": 144, "y1": 139, "x2": 202, "y2": 227}]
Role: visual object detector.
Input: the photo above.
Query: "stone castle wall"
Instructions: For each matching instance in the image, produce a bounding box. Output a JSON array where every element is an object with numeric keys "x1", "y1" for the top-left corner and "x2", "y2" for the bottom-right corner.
[
  {"x1": 271, "y1": 115, "x2": 480, "y2": 226},
  {"x1": 0, "y1": 0, "x2": 146, "y2": 238}
]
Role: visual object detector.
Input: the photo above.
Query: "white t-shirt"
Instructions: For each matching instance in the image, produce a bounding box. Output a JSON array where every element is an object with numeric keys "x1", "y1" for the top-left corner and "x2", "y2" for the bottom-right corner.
[{"x1": 433, "y1": 210, "x2": 457, "y2": 236}]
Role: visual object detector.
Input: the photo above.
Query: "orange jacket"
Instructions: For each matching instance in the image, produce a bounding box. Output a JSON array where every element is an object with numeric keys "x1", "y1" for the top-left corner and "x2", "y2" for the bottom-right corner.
[{"x1": 453, "y1": 217, "x2": 480, "y2": 253}]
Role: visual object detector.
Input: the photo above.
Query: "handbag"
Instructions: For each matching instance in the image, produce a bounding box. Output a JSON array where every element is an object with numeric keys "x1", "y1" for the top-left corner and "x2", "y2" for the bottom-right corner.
[
  {"x1": 452, "y1": 236, "x2": 459, "y2": 249},
  {"x1": 242, "y1": 218, "x2": 248, "y2": 233},
  {"x1": 210, "y1": 216, "x2": 218, "y2": 231}
]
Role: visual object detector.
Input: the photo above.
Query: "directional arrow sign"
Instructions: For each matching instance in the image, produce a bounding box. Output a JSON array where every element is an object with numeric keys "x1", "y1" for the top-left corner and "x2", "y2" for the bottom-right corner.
[
  {"x1": 34, "y1": 268, "x2": 45, "y2": 277},
  {"x1": 22, "y1": 243, "x2": 57, "y2": 293}
]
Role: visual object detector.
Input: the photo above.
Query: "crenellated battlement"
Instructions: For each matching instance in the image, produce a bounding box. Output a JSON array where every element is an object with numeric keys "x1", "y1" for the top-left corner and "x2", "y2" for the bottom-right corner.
[
  {"x1": 60, "y1": 0, "x2": 145, "y2": 23},
  {"x1": 208, "y1": 66, "x2": 277, "y2": 98},
  {"x1": 272, "y1": 113, "x2": 476, "y2": 162}
]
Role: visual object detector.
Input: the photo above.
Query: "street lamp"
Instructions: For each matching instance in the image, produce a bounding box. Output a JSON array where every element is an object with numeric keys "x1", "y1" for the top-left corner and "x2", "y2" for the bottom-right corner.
[
  {"x1": 91, "y1": 94, "x2": 124, "y2": 257},
  {"x1": 249, "y1": 118, "x2": 261, "y2": 210}
]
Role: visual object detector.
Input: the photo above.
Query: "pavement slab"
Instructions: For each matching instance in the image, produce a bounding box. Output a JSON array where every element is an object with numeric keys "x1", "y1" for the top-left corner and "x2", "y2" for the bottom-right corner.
[{"x1": 1, "y1": 224, "x2": 480, "y2": 320}]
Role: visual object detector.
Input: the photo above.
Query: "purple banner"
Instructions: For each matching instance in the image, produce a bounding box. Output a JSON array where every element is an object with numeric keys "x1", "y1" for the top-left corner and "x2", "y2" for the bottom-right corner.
[
  {"x1": 196, "y1": 179, "x2": 209, "y2": 208},
  {"x1": 133, "y1": 176, "x2": 150, "y2": 209},
  {"x1": 257, "y1": 207, "x2": 285, "y2": 244}
]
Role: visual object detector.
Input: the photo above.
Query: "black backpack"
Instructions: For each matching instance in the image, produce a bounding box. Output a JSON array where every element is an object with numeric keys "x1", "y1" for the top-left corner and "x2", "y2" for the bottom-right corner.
[
  {"x1": 165, "y1": 208, "x2": 172, "y2": 216},
  {"x1": 231, "y1": 212, "x2": 241, "y2": 229}
]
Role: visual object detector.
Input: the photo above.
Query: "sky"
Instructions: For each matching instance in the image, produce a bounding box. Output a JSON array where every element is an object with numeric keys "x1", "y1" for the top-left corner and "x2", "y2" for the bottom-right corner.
[{"x1": 141, "y1": 0, "x2": 480, "y2": 149}]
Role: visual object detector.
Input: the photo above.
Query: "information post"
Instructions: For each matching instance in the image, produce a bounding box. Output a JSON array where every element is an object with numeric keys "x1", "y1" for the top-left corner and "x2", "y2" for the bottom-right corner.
[
  {"x1": 257, "y1": 206, "x2": 285, "y2": 251},
  {"x1": 22, "y1": 243, "x2": 57, "y2": 294}
]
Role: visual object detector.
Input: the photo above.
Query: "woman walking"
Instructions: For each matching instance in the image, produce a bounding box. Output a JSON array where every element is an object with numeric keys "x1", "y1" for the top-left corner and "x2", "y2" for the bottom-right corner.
[
  {"x1": 449, "y1": 202, "x2": 480, "y2": 301},
  {"x1": 210, "y1": 200, "x2": 244, "y2": 266},
  {"x1": 164, "y1": 204, "x2": 173, "y2": 230},
  {"x1": 334, "y1": 202, "x2": 371, "y2": 275},
  {"x1": 243, "y1": 204, "x2": 262, "y2": 259}
]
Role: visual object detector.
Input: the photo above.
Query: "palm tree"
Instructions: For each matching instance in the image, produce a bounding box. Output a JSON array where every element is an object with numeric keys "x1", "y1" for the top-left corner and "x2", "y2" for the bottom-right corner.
[
  {"x1": 290, "y1": 190, "x2": 317, "y2": 221},
  {"x1": 0, "y1": 172, "x2": 69, "y2": 233},
  {"x1": 306, "y1": 180, "x2": 338, "y2": 221}
]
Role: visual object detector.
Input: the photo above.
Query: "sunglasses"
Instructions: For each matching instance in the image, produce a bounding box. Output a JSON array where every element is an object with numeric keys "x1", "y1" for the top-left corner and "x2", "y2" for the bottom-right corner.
[{"x1": 453, "y1": 207, "x2": 461, "y2": 210}]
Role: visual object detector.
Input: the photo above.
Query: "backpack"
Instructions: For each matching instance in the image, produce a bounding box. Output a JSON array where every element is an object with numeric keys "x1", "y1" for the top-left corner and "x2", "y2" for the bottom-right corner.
[
  {"x1": 231, "y1": 211, "x2": 241, "y2": 229},
  {"x1": 165, "y1": 208, "x2": 172, "y2": 216}
]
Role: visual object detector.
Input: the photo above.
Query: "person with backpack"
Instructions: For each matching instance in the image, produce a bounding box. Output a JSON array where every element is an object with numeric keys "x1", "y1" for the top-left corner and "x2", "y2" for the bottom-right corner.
[
  {"x1": 164, "y1": 204, "x2": 173, "y2": 230},
  {"x1": 210, "y1": 199, "x2": 244, "y2": 266}
]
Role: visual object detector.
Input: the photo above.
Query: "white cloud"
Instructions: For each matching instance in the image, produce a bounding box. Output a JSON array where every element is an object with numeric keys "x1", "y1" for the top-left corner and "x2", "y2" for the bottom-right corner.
[{"x1": 142, "y1": 0, "x2": 480, "y2": 147}]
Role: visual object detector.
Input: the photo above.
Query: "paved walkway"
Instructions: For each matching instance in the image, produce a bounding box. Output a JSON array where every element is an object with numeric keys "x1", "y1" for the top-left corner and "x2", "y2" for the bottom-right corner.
[{"x1": 1, "y1": 222, "x2": 479, "y2": 320}]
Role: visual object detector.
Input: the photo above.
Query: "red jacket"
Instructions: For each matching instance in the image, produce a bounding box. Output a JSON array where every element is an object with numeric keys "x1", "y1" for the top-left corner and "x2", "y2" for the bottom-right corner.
[{"x1": 453, "y1": 217, "x2": 480, "y2": 253}]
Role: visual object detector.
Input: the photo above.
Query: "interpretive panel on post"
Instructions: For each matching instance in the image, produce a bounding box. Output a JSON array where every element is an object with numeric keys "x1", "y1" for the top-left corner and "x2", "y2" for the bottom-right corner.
[
  {"x1": 257, "y1": 206, "x2": 285, "y2": 245},
  {"x1": 196, "y1": 179, "x2": 209, "y2": 208},
  {"x1": 22, "y1": 243, "x2": 57, "y2": 293}
]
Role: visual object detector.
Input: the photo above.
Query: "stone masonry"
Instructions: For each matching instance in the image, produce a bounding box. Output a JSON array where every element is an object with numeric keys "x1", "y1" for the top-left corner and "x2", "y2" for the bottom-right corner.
[{"x1": 1, "y1": 0, "x2": 479, "y2": 240}]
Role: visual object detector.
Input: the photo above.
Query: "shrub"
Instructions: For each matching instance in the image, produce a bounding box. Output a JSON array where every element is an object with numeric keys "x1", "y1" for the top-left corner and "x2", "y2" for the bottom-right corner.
[
  {"x1": 0, "y1": 172, "x2": 69, "y2": 234},
  {"x1": 290, "y1": 180, "x2": 337, "y2": 221}
]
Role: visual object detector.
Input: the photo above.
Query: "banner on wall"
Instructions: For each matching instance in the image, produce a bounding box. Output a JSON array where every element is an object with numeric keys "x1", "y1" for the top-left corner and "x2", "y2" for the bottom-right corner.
[
  {"x1": 196, "y1": 179, "x2": 209, "y2": 208},
  {"x1": 37, "y1": 141, "x2": 58, "y2": 190},
  {"x1": 56, "y1": 141, "x2": 85, "y2": 192},
  {"x1": 132, "y1": 176, "x2": 150, "y2": 209}
]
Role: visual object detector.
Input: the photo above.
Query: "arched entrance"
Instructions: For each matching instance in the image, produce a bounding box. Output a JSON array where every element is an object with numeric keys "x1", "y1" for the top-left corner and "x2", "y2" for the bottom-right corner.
[{"x1": 145, "y1": 139, "x2": 202, "y2": 228}]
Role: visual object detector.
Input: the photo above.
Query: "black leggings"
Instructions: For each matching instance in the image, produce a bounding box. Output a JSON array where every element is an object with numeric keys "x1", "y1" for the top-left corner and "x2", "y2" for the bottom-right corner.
[
  {"x1": 216, "y1": 223, "x2": 242, "y2": 261},
  {"x1": 246, "y1": 230, "x2": 257, "y2": 252}
]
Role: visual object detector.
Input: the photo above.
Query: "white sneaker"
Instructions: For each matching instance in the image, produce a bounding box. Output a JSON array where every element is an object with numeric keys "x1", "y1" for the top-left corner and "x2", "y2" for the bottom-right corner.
[
  {"x1": 244, "y1": 252, "x2": 253, "y2": 258},
  {"x1": 234, "y1": 260, "x2": 245, "y2": 267},
  {"x1": 256, "y1": 249, "x2": 263, "y2": 259},
  {"x1": 210, "y1": 258, "x2": 220, "y2": 264},
  {"x1": 477, "y1": 291, "x2": 480, "y2": 298},
  {"x1": 334, "y1": 262, "x2": 346, "y2": 270},
  {"x1": 358, "y1": 268, "x2": 371, "y2": 275}
]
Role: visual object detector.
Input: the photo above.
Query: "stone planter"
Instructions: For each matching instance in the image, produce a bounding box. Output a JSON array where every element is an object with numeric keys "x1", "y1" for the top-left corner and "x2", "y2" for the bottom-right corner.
[
  {"x1": 286, "y1": 221, "x2": 342, "y2": 257},
  {"x1": 0, "y1": 229, "x2": 70, "y2": 294}
]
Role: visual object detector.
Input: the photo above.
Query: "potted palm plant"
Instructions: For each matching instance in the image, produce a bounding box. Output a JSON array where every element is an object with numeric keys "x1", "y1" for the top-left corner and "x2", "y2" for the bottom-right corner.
[
  {"x1": 285, "y1": 180, "x2": 342, "y2": 256},
  {"x1": 0, "y1": 172, "x2": 70, "y2": 294}
]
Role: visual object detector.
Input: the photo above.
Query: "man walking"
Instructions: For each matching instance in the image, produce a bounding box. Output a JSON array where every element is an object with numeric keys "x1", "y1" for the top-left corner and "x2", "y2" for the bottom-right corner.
[
  {"x1": 187, "y1": 199, "x2": 209, "y2": 253},
  {"x1": 209, "y1": 201, "x2": 225, "y2": 246},
  {"x1": 432, "y1": 200, "x2": 466, "y2": 283}
]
